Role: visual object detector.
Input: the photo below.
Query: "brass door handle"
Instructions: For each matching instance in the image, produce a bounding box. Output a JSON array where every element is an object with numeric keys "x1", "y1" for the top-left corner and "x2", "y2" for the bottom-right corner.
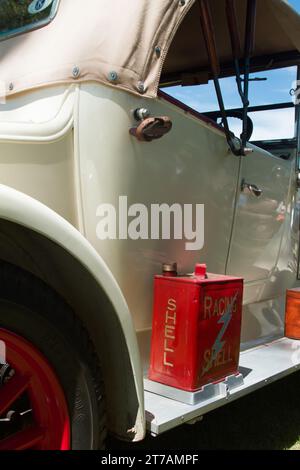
[
  {"x1": 241, "y1": 179, "x2": 263, "y2": 197},
  {"x1": 130, "y1": 116, "x2": 172, "y2": 142}
]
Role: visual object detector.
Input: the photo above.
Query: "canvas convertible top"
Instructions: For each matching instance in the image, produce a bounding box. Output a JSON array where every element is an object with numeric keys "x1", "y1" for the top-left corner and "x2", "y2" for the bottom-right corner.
[{"x1": 0, "y1": 0, "x2": 299, "y2": 99}]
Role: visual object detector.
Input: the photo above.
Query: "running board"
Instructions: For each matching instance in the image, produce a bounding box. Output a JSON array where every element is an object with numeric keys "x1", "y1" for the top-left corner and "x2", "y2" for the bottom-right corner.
[{"x1": 144, "y1": 337, "x2": 300, "y2": 436}]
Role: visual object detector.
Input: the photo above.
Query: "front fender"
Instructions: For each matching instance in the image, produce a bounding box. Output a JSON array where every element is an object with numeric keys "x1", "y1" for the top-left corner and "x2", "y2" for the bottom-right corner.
[{"x1": 0, "y1": 183, "x2": 145, "y2": 441}]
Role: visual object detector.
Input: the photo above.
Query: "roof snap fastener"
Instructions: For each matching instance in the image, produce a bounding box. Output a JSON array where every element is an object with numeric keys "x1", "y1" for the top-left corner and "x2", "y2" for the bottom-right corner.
[
  {"x1": 108, "y1": 71, "x2": 118, "y2": 82},
  {"x1": 137, "y1": 81, "x2": 146, "y2": 94},
  {"x1": 8, "y1": 82, "x2": 14, "y2": 91},
  {"x1": 179, "y1": 0, "x2": 186, "y2": 6},
  {"x1": 72, "y1": 66, "x2": 80, "y2": 78},
  {"x1": 155, "y1": 46, "x2": 161, "y2": 58}
]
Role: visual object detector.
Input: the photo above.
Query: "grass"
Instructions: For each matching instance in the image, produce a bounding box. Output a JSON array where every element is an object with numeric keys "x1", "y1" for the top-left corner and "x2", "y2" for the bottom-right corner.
[{"x1": 109, "y1": 371, "x2": 300, "y2": 450}]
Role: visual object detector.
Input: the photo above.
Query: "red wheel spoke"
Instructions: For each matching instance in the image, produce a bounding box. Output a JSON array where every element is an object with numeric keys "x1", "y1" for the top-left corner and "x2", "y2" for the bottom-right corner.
[
  {"x1": 0, "y1": 329, "x2": 70, "y2": 450},
  {"x1": 0, "y1": 427, "x2": 44, "y2": 451},
  {"x1": 0, "y1": 374, "x2": 31, "y2": 415}
]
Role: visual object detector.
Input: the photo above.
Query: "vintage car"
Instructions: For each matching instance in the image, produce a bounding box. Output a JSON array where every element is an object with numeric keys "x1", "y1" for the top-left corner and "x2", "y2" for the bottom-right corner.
[{"x1": 0, "y1": 0, "x2": 300, "y2": 450}]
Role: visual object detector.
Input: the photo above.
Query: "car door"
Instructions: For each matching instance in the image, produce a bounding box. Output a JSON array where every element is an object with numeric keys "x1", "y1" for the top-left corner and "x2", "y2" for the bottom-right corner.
[
  {"x1": 77, "y1": 84, "x2": 241, "y2": 335},
  {"x1": 227, "y1": 139, "x2": 298, "y2": 304}
]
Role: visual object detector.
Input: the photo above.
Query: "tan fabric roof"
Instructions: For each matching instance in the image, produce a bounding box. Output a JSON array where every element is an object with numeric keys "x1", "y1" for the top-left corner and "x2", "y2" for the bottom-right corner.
[
  {"x1": 163, "y1": 0, "x2": 300, "y2": 85},
  {"x1": 0, "y1": 0, "x2": 299, "y2": 99}
]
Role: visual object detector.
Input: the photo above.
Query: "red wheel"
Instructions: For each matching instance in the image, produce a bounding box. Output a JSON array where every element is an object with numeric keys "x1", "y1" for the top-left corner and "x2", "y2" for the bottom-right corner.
[
  {"x1": 0, "y1": 329, "x2": 70, "y2": 450},
  {"x1": 0, "y1": 263, "x2": 106, "y2": 450}
]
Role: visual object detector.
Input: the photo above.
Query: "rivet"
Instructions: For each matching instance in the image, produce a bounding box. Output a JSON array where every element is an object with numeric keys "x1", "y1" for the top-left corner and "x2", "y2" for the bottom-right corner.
[
  {"x1": 137, "y1": 81, "x2": 145, "y2": 94},
  {"x1": 108, "y1": 71, "x2": 118, "y2": 82},
  {"x1": 8, "y1": 82, "x2": 14, "y2": 91},
  {"x1": 179, "y1": 0, "x2": 186, "y2": 5},
  {"x1": 155, "y1": 46, "x2": 161, "y2": 58},
  {"x1": 72, "y1": 66, "x2": 80, "y2": 78}
]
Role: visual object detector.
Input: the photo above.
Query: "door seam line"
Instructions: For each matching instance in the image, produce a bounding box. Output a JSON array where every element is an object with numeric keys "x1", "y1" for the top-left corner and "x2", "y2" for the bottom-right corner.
[{"x1": 225, "y1": 155, "x2": 242, "y2": 275}]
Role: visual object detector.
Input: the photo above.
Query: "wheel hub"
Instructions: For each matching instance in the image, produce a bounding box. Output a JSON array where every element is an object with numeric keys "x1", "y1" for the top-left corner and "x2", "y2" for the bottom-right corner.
[
  {"x1": 0, "y1": 363, "x2": 14, "y2": 385},
  {"x1": 0, "y1": 329, "x2": 70, "y2": 450}
]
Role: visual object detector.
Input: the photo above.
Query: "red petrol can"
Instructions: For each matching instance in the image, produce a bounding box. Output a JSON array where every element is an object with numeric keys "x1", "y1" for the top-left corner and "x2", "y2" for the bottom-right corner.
[{"x1": 148, "y1": 264, "x2": 244, "y2": 391}]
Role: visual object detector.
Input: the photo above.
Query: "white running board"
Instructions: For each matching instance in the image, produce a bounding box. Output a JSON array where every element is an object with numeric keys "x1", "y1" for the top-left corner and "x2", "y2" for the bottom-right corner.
[{"x1": 144, "y1": 337, "x2": 300, "y2": 436}]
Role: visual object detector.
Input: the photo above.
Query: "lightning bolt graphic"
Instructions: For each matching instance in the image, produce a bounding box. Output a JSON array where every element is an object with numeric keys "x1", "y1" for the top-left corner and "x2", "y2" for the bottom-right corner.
[{"x1": 201, "y1": 292, "x2": 238, "y2": 377}]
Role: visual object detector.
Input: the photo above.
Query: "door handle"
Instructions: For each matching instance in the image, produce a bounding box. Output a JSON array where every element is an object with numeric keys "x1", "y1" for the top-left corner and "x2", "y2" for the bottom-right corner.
[
  {"x1": 129, "y1": 116, "x2": 172, "y2": 142},
  {"x1": 241, "y1": 179, "x2": 263, "y2": 197}
]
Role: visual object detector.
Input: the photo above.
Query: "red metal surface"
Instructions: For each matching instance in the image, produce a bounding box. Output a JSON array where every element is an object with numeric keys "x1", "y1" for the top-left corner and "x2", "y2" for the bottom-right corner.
[
  {"x1": 285, "y1": 288, "x2": 300, "y2": 339},
  {"x1": 149, "y1": 264, "x2": 244, "y2": 391},
  {"x1": 0, "y1": 329, "x2": 70, "y2": 450}
]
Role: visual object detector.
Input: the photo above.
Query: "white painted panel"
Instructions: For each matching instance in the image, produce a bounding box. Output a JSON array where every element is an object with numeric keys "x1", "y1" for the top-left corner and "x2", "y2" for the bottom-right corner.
[{"x1": 77, "y1": 84, "x2": 240, "y2": 332}]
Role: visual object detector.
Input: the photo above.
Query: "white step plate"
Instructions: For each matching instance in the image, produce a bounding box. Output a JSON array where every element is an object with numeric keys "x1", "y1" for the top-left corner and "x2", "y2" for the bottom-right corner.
[{"x1": 144, "y1": 337, "x2": 300, "y2": 435}]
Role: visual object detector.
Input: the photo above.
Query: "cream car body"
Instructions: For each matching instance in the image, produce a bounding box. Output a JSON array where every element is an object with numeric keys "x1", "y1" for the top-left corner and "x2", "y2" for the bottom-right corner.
[{"x1": 0, "y1": 0, "x2": 300, "y2": 444}]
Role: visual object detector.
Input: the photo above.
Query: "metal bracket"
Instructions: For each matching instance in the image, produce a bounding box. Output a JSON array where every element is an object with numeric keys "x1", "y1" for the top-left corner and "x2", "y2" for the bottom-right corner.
[
  {"x1": 144, "y1": 373, "x2": 244, "y2": 406},
  {"x1": 0, "y1": 409, "x2": 32, "y2": 423}
]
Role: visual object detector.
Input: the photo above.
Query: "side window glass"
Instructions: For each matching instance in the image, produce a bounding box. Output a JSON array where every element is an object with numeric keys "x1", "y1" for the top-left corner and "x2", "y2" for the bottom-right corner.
[
  {"x1": 0, "y1": 0, "x2": 60, "y2": 41},
  {"x1": 162, "y1": 66, "x2": 297, "y2": 142}
]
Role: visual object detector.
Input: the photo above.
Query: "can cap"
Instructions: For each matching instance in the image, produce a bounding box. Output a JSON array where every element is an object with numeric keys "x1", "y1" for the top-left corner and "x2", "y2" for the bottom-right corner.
[
  {"x1": 194, "y1": 264, "x2": 207, "y2": 278},
  {"x1": 162, "y1": 262, "x2": 178, "y2": 276}
]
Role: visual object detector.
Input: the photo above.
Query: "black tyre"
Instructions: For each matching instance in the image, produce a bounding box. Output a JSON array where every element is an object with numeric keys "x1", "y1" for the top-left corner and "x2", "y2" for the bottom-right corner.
[{"x1": 0, "y1": 262, "x2": 106, "y2": 450}]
